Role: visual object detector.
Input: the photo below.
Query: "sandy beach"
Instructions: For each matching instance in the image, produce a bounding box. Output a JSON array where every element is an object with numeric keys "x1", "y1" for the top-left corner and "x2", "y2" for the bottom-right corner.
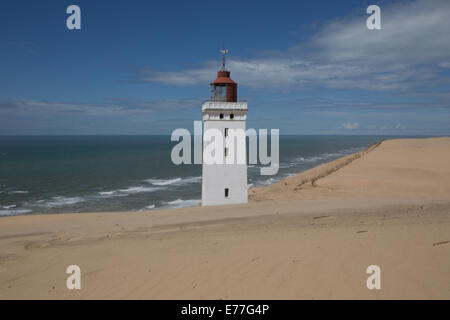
[{"x1": 0, "y1": 137, "x2": 449, "y2": 299}]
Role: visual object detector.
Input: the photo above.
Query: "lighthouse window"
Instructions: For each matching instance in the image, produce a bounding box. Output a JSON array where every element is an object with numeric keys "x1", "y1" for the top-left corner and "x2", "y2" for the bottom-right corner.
[
  {"x1": 219, "y1": 113, "x2": 224, "y2": 119},
  {"x1": 224, "y1": 128, "x2": 228, "y2": 137},
  {"x1": 225, "y1": 188, "x2": 229, "y2": 198},
  {"x1": 224, "y1": 147, "x2": 228, "y2": 157},
  {"x1": 230, "y1": 114, "x2": 234, "y2": 119},
  {"x1": 214, "y1": 85, "x2": 226, "y2": 101}
]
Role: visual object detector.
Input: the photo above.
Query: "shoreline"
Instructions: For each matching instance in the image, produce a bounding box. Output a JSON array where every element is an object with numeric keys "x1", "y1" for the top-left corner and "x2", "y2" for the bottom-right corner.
[
  {"x1": 0, "y1": 136, "x2": 449, "y2": 299},
  {"x1": 249, "y1": 138, "x2": 384, "y2": 201},
  {"x1": 0, "y1": 137, "x2": 383, "y2": 218},
  {"x1": 0, "y1": 137, "x2": 380, "y2": 218}
]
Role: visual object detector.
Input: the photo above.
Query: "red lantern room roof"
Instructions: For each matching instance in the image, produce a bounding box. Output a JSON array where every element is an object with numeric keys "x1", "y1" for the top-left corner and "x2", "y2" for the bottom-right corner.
[
  {"x1": 211, "y1": 70, "x2": 237, "y2": 85},
  {"x1": 209, "y1": 48, "x2": 238, "y2": 102}
]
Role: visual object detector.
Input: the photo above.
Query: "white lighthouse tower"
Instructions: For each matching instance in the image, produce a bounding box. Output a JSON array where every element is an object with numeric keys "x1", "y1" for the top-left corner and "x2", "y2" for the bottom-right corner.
[{"x1": 201, "y1": 49, "x2": 248, "y2": 206}]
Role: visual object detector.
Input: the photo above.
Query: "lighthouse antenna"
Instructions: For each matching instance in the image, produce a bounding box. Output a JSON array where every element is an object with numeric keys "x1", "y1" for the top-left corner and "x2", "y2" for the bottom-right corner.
[{"x1": 220, "y1": 46, "x2": 229, "y2": 70}]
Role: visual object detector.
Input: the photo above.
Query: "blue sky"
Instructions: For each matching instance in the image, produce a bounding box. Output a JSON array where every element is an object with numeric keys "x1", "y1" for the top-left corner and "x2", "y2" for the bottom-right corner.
[{"x1": 1, "y1": 0, "x2": 449, "y2": 135}]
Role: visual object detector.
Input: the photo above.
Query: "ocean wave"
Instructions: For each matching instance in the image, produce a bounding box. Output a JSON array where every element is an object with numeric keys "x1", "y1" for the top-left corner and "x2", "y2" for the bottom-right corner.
[
  {"x1": 2, "y1": 205, "x2": 17, "y2": 209},
  {"x1": 181, "y1": 176, "x2": 202, "y2": 184},
  {"x1": 257, "y1": 178, "x2": 276, "y2": 186},
  {"x1": 144, "y1": 176, "x2": 201, "y2": 187},
  {"x1": 137, "y1": 204, "x2": 157, "y2": 212},
  {"x1": 0, "y1": 208, "x2": 32, "y2": 216},
  {"x1": 290, "y1": 147, "x2": 363, "y2": 166},
  {"x1": 296, "y1": 156, "x2": 324, "y2": 163},
  {"x1": 97, "y1": 190, "x2": 129, "y2": 198},
  {"x1": 38, "y1": 196, "x2": 85, "y2": 208},
  {"x1": 8, "y1": 190, "x2": 29, "y2": 194},
  {"x1": 164, "y1": 199, "x2": 200, "y2": 208},
  {"x1": 98, "y1": 191, "x2": 118, "y2": 196},
  {"x1": 98, "y1": 186, "x2": 160, "y2": 198},
  {"x1": 145, "y1": 178, "x2": 182, "y2": 186},
  {"x1": 118, "y1": 186, "x2": 159, "y2": 194}
]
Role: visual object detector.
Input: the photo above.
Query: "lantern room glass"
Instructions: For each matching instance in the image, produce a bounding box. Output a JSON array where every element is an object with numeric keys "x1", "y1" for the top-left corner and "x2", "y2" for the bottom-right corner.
[{"x1": 211, "y1": 84, "x2": 227, "y2": 102}]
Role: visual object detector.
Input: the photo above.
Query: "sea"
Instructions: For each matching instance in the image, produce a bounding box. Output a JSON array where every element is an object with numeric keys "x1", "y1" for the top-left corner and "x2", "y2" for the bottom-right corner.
[{"x1": 0, "y1": 135, "x2": 395, "y2": 216}]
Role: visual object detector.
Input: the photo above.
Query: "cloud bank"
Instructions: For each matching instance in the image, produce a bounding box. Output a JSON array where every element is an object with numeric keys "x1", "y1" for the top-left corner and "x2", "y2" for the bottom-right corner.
[
  {"x1": 0, "y1": 97, "x2": 202, "y2": 116},
  {"x1": 140, "y1": 0, "x2": 450, "y2": 92},
  {"x1": 340, "y1": 122, "x2": 360, "y2": 130}
]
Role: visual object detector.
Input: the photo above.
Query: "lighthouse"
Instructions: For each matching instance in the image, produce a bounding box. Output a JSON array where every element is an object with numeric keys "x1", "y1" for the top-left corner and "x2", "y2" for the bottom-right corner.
[{"x1": 201, "y1": 49, "x2": 248, "y2": 206}]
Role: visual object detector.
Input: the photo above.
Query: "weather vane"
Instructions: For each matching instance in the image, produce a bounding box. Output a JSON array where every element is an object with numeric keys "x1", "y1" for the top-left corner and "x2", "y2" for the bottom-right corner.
[{"x1": 220, "y1": 46, "x2": 229, "y2": 70}]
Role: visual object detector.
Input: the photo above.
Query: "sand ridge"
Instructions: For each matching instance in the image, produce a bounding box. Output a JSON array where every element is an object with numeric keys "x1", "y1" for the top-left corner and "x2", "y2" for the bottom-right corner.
[{"x1": 250, "y1": 137, "x2": 450, "y2": 201}]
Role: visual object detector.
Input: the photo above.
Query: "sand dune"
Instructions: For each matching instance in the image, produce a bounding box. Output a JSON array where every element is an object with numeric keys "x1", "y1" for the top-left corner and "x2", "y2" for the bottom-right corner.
[
  {"x1": 250, "y1": 137, "x2": 450, "y2": 201},
  {"x1": 0, "y1": 137, "x2": 449, "y2": 299}
]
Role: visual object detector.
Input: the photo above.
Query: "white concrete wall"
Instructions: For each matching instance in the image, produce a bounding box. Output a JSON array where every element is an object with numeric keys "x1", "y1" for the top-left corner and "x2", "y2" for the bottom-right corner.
[{"x1": 201, "y1": 102, "x2": 248, "y2": 206}]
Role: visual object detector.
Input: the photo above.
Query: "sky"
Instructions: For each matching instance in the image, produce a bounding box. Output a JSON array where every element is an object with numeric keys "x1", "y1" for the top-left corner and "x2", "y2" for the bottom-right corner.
[{"x1": 0, "y1": 0, "x2": 449, "y2": 135}]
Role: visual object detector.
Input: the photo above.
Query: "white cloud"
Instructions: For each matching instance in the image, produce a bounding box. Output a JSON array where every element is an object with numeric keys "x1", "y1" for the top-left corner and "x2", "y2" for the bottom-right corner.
[
  {"x1": 367, "y1": 123, "x2": 407, "y2": 130},
  {"x1": 140, "y1": 0, "x2": 450, "y2": 92},
  {"x1": 340, "y1": 122, "x2": 360, "y2": 130},
  {"x1": 0, "y1": 97, "x2": 202, "y2": 116}
]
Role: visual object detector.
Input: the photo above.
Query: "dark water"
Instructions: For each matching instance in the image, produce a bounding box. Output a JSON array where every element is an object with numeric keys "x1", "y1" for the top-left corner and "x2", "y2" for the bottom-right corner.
[{"x1": 0, "y1": 135, "x2": 393, "y2": 216}]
